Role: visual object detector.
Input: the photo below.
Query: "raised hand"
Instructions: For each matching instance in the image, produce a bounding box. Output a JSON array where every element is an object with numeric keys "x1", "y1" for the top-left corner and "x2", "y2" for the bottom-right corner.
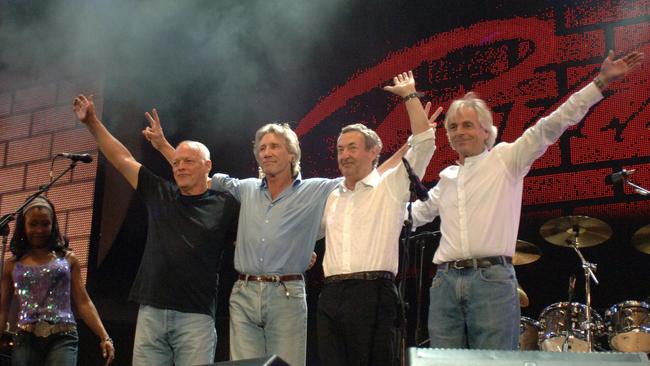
[
  {"x1": 424, "y1": 101, "x2": 443, "y2": 129},
  {"x1": 72, "y1": 94, "x2": 97, "y2": 124},
  {"x1": 599, "y1": 50, "x2": 644, "y2": 83},
  {"x1": 142, "y1": 108, "x2": 168, "y2": 150},
  {"x1": 383, "y1": 70, "x2": 418, "y2": 98}
]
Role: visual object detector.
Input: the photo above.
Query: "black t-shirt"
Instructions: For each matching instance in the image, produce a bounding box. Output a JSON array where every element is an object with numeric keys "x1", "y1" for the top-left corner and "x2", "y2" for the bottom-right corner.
[{"x1": 129, "y1": 166, "x2": 239, "y2": 316}]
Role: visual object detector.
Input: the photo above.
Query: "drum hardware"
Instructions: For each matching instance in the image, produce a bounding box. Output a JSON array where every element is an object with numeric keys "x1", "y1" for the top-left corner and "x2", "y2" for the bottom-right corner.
[
  {"x1": 513, "y1": 240, "x2": 542, "y2": 265},
  {"x1": 605, "y1": 300, "x2": 650, "y2": 352},
  {"x1": 540, "y1": 216, "x2": 612, "y2": 352},
  {"x1": 562, "y1": 274, "x2": 577, "y2": 352},
  {"x1": 631, "y1": 224, "x2": 650, "y2": 255}
]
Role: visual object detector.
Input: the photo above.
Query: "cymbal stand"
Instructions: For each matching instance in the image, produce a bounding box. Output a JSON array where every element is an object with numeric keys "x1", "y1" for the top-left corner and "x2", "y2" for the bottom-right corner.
[{"x1": 566, "y1": 224, "x2": 599, "y2": 352}]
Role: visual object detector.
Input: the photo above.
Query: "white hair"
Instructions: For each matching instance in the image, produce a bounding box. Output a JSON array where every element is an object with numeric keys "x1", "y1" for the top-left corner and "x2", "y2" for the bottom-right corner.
[
  {"x1": 445, "y1": 92, "x2": 498, "y2": 149},
  {"x1": 176, "y1": 140, "x2": 211, "y2": 160}
]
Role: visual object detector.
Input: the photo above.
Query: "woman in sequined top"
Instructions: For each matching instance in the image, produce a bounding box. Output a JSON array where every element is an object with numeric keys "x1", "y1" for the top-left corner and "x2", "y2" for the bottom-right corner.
[{"x1": 0, "y1": 196, "x2": 115, "y2": 365}]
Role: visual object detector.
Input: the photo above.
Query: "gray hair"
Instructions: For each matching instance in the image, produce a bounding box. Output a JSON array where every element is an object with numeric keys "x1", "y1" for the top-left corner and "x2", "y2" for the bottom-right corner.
[
  {"x1": 339, "y1": 123, "x2": 383, "y2": 168},
  {"x1": 253, "y1": 123, "x2": 301, "y2": 178},
  {"x1": 445, "y1": 92, "x2": 498, "y2": 149},
  {"x1": 176, "y1": 140, "x2": 211, "y2": 160}
]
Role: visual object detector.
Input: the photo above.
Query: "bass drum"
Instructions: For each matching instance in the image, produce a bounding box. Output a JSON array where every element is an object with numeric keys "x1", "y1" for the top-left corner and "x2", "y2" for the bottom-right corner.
[
  {"x1": 539, "y1": 302, "x2": 603, "y2": 352},
  {"x1": 605, "y1": 300, "x2": 650, "y2": 352}
]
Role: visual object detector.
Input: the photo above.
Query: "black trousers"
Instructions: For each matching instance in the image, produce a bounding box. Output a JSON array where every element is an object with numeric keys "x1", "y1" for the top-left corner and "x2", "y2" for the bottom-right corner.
[{"x1": 317, "y1": 278, "x2": 399, "y2": 366}]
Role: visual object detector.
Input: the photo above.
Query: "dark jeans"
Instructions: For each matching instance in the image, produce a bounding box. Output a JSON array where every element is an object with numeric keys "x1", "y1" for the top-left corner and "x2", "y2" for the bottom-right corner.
[
  {"x1": 317, "y1": 278, "x2": 399, "y2": 366},
  {"x1": 13, "y1": 330, "x2": 78, "y2": 366}
]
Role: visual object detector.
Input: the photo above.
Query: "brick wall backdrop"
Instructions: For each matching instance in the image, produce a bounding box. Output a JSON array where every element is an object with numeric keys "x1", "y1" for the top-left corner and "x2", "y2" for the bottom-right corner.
[{"x1": 0, "y1": 78, "x2": 102, "y2": 284}]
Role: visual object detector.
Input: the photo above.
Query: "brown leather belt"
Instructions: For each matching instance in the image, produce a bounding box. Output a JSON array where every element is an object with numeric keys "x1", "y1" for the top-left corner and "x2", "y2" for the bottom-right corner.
[
  {"x1": 324, "y1": 271, "x2": 395, "y2": 284},
  {"x1": 238, "y1": 274, "x2": 304, "y2": 282},
  {"x1": 437, "y1": 256, "x2": 512, "y2": 270}
]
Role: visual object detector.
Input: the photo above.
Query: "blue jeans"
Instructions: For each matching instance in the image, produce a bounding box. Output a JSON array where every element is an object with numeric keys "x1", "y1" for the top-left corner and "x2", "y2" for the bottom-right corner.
[
  {"x1": 428, "y1": 264, "x2": 520, "y2": 349},
  {"x1": 132, "y1": 305, "x2": 216, "y2": 366},
  {"x1": 229, "y1": 278, "x2": 307, "y2": 366},
  {"x1": 12, "y1": 330, "x2": 78, "y2": 366}
]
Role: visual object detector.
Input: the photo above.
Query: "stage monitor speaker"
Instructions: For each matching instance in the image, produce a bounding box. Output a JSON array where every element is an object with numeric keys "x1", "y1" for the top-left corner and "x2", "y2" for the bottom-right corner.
[
  {"x1": 201, "y1": 355, "x2": 289, "y2": 366},
  {"x1": 408, "y1": 347, "x2": 650, "y2": 366}
]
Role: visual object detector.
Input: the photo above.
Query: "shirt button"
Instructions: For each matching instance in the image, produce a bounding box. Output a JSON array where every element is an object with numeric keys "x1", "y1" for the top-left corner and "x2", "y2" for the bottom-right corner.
[
  {"x1": 265, "y1": 220, "x2": 269, "y2": 224},
  {"x1": 260, "y1": 258, "x2": 263, "y2": 262},
  {"x1": 261, "y1": 238, "x2": 265, "y2": 242}
]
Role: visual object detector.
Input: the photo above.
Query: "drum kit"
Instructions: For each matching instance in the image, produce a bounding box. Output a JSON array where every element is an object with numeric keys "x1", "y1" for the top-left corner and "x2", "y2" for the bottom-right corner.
[{"x1": 515, "y1": 215, "x2": 650, "y2": 353}]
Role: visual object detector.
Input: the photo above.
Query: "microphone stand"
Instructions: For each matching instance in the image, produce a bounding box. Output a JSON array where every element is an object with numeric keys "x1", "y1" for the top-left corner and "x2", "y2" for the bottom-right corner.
[
  {"x1": 0, "y1": 160, "x2": 78, "y2": 277},
  {"x1": 622, "y1": 176, "x2": 650, "y2": 196},
  {"x1": 413, "y1": 231, "x2": 439, "y2": 347},
  {"x1": 398, "y1": 200, "x2": 414, "y2": 366}
]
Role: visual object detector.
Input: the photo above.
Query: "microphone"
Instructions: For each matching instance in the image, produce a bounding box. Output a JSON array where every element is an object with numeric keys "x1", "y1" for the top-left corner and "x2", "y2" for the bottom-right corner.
[
  {"x1": 57, "y1": 153, "x2": 93, "y2": 163},
  {"x1": 402, "y1": 157, "x2": 429, "y2": 201},
  {"x1": 605, "y1": 169, "x2": 636, "y2": 184}
]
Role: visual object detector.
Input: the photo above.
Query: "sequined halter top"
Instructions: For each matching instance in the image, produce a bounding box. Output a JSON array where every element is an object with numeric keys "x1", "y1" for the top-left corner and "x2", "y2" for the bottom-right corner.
[{"x1": 13, "y1": 256, "x2": 76, "y2": 327}]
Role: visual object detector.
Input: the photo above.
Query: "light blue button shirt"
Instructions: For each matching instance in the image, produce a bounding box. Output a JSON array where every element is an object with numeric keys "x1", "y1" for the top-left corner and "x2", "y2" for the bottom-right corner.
[{"x1": 211, "y1": 174, "x2": 342, "y2": 275}]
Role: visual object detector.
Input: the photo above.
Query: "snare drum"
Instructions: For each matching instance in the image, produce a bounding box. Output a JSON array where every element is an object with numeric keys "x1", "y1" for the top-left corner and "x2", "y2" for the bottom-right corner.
[
  {"x1": 519, "y1": 316, "x2": 540, "y2": 350},
  {"x1": 539, "y1": 302, "x2": 603, "y2": 352},
  {"x1": 605, "y1": 300, "x2": 650, "y2": 352}
]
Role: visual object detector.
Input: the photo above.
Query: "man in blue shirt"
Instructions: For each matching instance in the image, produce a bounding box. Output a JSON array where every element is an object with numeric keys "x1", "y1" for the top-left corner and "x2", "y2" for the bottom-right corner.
[{"x1": 147, "y1": 118, "x2": 338, "y2": 365}]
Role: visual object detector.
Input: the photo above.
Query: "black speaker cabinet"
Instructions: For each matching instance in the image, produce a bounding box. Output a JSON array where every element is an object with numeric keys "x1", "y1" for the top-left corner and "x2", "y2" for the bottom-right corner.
[
  {"x1": 202, "y1": 355, "x2": 289, "y2": 366},
  {"x1": 408, "y1": 348, "x2": 650, "y2": 366}
]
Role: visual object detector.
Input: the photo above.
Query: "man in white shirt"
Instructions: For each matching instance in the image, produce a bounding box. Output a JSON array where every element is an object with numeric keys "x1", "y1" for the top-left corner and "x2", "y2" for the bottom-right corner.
[
  {"x1": 318, "y1": 71, "x2": 439, "y2": 365},
  {"x1": 410, "y1": 50, "x2": 643, "y2": 350}
]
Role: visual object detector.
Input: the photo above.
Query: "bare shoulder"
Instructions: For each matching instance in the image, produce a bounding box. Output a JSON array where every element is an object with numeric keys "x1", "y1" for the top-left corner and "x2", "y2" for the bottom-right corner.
[{"x1": 64, "y1": 251, "x2": 79, "y2": 266}]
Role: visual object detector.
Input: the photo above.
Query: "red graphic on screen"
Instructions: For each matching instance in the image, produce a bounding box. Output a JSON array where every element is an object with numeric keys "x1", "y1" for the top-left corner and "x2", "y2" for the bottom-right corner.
[{"x1": 296, "y1": 6, "x2": 650, "y2": 215}]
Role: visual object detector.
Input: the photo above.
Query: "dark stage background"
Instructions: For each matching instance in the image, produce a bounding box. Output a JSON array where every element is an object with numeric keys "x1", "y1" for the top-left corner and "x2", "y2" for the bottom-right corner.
[{"x1": 1, "y1": 0, "x2": 649, "y2": 364}]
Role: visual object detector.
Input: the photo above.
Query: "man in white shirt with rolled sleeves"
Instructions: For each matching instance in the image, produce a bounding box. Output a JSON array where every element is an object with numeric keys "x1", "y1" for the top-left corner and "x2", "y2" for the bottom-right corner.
[{"x1": 410, "y1": 50, "x2": 643, "y2": 350}]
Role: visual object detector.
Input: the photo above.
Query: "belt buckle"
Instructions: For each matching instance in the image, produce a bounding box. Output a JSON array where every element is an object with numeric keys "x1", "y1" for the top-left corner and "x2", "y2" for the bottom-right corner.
[
  {"x1": 452, "y1": 261, "x2": 465, "y2": 270},
  {"x1": 33, "y1": 322, "x2": 54, "y2": 338}
]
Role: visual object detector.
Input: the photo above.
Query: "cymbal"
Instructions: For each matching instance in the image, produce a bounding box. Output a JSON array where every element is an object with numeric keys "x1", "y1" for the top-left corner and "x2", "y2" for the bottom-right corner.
[
  {"x1": 539, "y1": 216, "x2": 612, "y2": 248},
  {"x1": 513, "y1": 240, "x2": 541, "y2": 265},
  {"x1": 518, "y1": 284, "x2": 529, "y2": 308},
  {"x1": 631, "y1": 224, "x2": 650, "y2": 255}
]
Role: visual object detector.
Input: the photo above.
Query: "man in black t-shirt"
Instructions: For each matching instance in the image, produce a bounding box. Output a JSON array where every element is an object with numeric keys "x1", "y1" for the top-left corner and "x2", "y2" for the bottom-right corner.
[{"x1": 73, "y1": 94, "x2": 238, "y2": 366}]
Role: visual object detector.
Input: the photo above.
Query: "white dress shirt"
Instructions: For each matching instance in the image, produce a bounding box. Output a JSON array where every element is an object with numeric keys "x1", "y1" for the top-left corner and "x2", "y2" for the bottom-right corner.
[
  {"x1": 322, "y1": 128, "x2": 436, "y2": 276},
  {"x1": 412, "y1": 82, "x2": 603, "y2": 264}
]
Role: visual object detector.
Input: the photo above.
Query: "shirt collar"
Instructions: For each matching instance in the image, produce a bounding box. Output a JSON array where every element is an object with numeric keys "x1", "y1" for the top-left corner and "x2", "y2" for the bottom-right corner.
[
  {"x1": 339, "y1": 169, "x2": 380, "y2": 192},
  {"x1": 457, "y1": 148, "x2": 489, "y2": 166},
  {"x1": 260, "y1": 173, "x2": 303, "y2": 189}
]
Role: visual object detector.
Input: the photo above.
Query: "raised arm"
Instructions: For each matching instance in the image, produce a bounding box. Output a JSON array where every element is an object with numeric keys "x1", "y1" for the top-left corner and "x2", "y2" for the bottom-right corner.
[
  {"x1": 383, "y1": 70, "x2": 439, "y2": 135},
  {"x1": 68, "y1": 252, "x2": 115, "y2": 365},
  {"x1": 504, "y1": 50, "x2": 644, "y2": 177},
  {"x1": 73, "y1": 95, "x2": 141, "y2": 189},
  {"x1": 143, "y1": 108, "x2": 176, "y2": 165}
]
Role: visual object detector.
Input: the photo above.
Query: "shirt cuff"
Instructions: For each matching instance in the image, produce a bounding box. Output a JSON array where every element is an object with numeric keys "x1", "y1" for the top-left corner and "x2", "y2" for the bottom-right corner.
[
  {"x1": 408, "y1": 127, "x2": 435, "y2": 146},
  {"x1": 583, "y1": 81, "x2": 605, "y2": 108}
]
